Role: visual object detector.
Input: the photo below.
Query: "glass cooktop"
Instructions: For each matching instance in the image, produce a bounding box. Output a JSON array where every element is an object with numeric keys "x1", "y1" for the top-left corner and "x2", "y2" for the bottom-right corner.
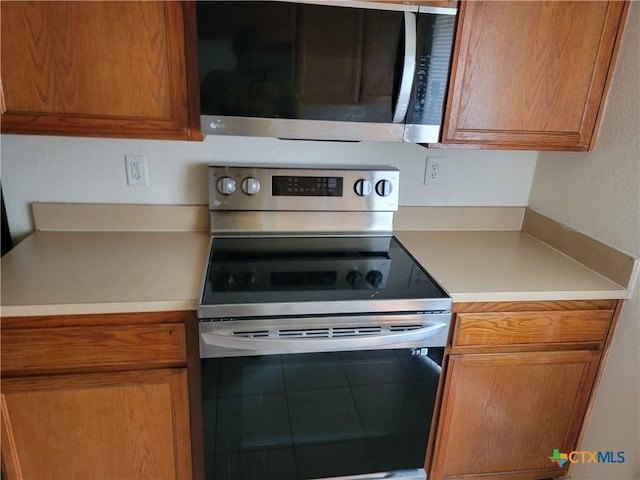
[{"x1": 199, "y1": 236, "x2": 449, "y2": 319}]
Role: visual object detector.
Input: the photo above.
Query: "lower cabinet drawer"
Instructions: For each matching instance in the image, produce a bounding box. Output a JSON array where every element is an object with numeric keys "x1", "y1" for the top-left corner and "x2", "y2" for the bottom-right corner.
[
  {"x1": 1, "y1": 323, "x2": 187, "y2": 375},
  {"x1": 453, "y1": 310, "x2": 612, "y2": 347}
]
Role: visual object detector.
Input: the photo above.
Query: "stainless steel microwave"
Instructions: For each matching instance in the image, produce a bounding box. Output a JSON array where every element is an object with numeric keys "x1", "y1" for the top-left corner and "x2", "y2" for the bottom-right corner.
[{"x1": 196, "y1": 0, "x2": 457, "y2": 143}]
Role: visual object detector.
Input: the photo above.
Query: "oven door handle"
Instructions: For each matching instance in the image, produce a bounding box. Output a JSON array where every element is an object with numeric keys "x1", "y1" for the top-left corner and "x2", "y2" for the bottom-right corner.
[{"x1": 200, "y1": 322, "x2": 447, "y2": 352}]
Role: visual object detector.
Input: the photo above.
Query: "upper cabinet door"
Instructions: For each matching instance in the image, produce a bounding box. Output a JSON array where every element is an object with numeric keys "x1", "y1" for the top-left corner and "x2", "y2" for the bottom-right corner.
[
  {"x1": 440, "y1": 1, "x2": 629, "y2": 151},
  {"x1": 0, "y1": 1, "x2": 201, "y2": 140}
]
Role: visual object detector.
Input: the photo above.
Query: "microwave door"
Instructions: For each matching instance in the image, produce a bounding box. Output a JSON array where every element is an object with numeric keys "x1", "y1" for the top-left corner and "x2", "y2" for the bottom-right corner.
[{"x1": 197, "y1": 1, "x2": 417, "y2": 142}]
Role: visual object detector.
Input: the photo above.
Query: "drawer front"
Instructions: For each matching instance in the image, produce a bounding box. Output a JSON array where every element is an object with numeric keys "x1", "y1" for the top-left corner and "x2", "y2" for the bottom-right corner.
[
  {"x1": 1, "y1": 323, "x2": 187, "y2": 376},
  {"x1": 454, "y1": 310, "x2": 613, "y2": 347}
]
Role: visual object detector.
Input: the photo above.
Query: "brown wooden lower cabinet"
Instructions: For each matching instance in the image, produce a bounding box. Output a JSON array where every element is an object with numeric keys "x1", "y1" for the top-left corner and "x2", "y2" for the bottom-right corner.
[
  {"x1": 0, "y1": 311, "x2": 203, "y2": 480},
  {"x1": 429, "y1": 350, "x2": 600, "y2": 480},
  {"x1": 1, "y1": 369, "x2": 192, "y2": 479},
  {"x1": 427, "y1": 300, "x2": 621, "y2": 480}
]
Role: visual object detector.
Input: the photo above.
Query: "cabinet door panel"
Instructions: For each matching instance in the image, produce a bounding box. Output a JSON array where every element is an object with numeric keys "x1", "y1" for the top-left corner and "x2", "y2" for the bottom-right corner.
[
  {"x1": 0, "y1": 1, "x2": 199, "y2": 140},
  {"x1": 1, "y1": 369, "x2": 192, "y2": 479},
  {"x1": 3, "y1": 2, "x2": 170, "y2": 117},
  {"x1": 441, "y1": 1, "x2": 628, "y2": 150},
  {"x1": 430, "y1": 350, "x2": 599, "y2": 479}
]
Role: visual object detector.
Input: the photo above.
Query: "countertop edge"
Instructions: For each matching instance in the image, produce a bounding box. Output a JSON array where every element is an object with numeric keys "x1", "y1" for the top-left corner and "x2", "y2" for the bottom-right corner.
[
  {"x1": 2, "y1": 291, "x2": 630, "y2": 318},
  {"x1": 1, "y1": 300, "x2": 199, "y2": 319},
  {"x1": 448, "y1": 289, "x2": 631, "y2": 304}
]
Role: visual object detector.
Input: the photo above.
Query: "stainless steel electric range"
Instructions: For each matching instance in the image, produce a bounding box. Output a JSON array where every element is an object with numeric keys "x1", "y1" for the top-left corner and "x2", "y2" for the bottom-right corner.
[{"x1": 198, "y1": 165, "x2": 451, "y2": 480}]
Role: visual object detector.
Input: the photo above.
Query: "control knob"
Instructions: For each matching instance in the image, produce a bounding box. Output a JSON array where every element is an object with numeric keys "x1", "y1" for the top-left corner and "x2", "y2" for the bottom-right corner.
[
  {"x1": 242, "y1": 177, "x2": 261, "y2": 195},
  {"x1": 217, "y1": 177, "x2": 237, "y2": 195},
  {"x1": 375, "y1": 180, "x2": 393, "y2": 197},
  {"x1": 353, "y1": 179, "x2": 372, "y2": 197},
  {"x1": 366, "y1": 270, "x2": 384, "y2": 288},
  {"x1": 346, "y1": 270, "x2": 363, "y2": 287}
]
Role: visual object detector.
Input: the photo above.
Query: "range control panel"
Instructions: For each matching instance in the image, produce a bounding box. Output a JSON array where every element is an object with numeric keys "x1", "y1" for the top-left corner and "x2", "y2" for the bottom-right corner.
[{"x1": 209, "y1": 165, "x2": 399, "y2": 212}]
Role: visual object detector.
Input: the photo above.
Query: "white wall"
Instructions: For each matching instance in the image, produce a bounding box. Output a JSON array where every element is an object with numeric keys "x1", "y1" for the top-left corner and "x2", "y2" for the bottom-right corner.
[
  {"x1": 0, "y1": 134, "x2": 536, "y2": 242},
  {"x1": 529, "y1": 2, "x2": 640, "y2": 478}
]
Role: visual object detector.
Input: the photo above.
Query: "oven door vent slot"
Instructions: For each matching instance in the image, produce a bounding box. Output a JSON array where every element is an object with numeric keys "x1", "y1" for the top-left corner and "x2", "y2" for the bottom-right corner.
[
  {"x1": 389, "y1": 324, "x2": 423, "y2": 332},
  {"x1": 278, "y1": 325, "x2": 387, "y2": 338},
  {"x1": 279, "y1": 328, "x2": 331, "y2": 338},
  {"x1": 232, "y1": 330, "x2": 269, "y2": 338},
  {"x1": 332, "y1": 326, "x2": 383, "y2": 337}
]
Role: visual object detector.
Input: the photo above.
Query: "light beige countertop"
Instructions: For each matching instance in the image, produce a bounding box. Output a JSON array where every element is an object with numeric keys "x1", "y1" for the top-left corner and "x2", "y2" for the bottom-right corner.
[
  {"x1": 1, "y1": 231, "x2": 210, "y2": 317},
  {"x1": 0, "y1": 227, "x2": 630, "y2": 318},
  {"x1": 395, "y1": 231, "x2": 629, "y2": 303}
]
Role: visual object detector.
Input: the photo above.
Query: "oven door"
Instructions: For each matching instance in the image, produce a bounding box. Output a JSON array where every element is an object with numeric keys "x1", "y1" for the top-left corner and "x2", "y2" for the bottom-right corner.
[
  {"x1": 202, "y1": 345, "x2": 442, "y2": 480},
  {"x1": 201, "y1": 312, "x2": 448, "y2": 479}
]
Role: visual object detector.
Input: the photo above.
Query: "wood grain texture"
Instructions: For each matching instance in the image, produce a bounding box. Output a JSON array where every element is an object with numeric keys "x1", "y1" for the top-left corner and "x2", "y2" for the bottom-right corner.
[
  {"x1": 1, "y1": 323, "x2": 187, "y2": 376},
  {"x1": 440, "y1": 1, "x2": 629, "y2": 151},
  {"x1": 184, "y1": 310, "x2": 205, "y2": 480},
  {"x1": 427, "y1": 300, "x2": 621, "y2": 478},
  {"x1": 453, "y1": 310, "x2": 612, "y2": 347},
  {"x1": 182, "y1": 0, "x2": 204, "y2": 141},
  {"x1": 429, "y1": 350, "x2": 600, "y2": 480},
  {"x1": 4, "y1": 2, "x2": 171, "y2": 116},
  {"x1": 1, "y1": 310, "x2": 193, "y2": 329},
  {"x1": 0, "y1": 1, "x2": 199, "y2": 140},
  {"x1": 453, "y1": 299, "x2": 617, "y2": 313},
  {"x1": 0, "y1": 78, "x2": 6, "y2": 114},
  {"x1": 0, "y1": 397, "x2": 22, "y2": 479},
  {"x1": 1, "y1": 368, "x2": 192, "y2": 480}
]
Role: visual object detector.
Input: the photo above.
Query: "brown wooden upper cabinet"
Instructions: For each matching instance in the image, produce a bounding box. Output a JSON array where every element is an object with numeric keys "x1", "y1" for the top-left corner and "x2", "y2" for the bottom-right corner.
[
  {"x1": 440, "y1": 1, "x2": 629, "y2": 151},
  {"x1": 0, "y1": 1, "x2": 201, "y2": 140}
]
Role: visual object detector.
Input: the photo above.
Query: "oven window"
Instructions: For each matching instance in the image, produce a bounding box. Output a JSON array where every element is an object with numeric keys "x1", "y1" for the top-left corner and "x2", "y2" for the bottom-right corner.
[{"x1": 202, "y1": 348, "x2": 442, "y2": 479}]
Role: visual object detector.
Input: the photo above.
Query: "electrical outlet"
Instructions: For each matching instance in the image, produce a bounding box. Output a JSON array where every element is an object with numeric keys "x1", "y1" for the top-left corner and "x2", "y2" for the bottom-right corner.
[
  {"x1": 424, "y1": 157, "x2": 443, "y2": 184},
  {"x1": 125, "y1": 155, "x2": 149, "y2": 187}
]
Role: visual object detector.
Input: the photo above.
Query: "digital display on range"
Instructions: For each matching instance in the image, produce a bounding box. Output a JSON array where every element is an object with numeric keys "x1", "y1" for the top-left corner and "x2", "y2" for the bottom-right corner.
[{"x1": 272, "y1": 176, "x2": 343, "y2": 197}]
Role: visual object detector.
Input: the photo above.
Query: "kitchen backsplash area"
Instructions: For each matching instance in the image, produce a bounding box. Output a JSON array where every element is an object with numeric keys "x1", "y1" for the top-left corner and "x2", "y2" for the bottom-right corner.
[{"x1": 0, "y1": 134, "x2": 537, "y2": 243}]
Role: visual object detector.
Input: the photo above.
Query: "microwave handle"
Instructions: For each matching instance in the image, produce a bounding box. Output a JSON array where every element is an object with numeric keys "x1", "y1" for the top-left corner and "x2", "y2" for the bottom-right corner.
[
  {"x1": 201, "y1": 322, "x2": 447, "y2": 353},
  {"x1": 391, "y1": 11, "x2": 417, "y2": 123}
]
